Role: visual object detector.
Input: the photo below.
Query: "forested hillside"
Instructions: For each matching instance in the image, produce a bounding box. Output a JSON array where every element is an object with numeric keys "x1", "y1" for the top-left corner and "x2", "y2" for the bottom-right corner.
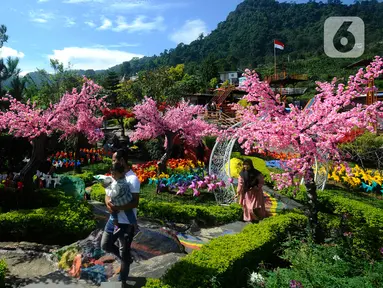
[{"x1": 111, "y1": 0, "x2": 383, "y2": 79}]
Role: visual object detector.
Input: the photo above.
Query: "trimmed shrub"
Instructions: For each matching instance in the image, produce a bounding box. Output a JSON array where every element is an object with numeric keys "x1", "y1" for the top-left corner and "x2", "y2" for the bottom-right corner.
[
  {"x1": 0, "y1": 191, "x2": 96, "y2": 245},
  {"x1": 82, "y1": 161, "x2": 111, "y2": 175},
  {"x1": 139, "y1": 199, "x2": 242, "y2": 226},
  {"x1": 89, "y1": 184, "x2": 242, "y2": 226},
  {"x1": 0, "y1": 258, "x2": 6, "y2": 287},
  {"x1": 144, "y1": 213, "x2": 307, "y2": 288},
  {"x1": 90, "y1": 183, "x2": 106, "y2": 203}
]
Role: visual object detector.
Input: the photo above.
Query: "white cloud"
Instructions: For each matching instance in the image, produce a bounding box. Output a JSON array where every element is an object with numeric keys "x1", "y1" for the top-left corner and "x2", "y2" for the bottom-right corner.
[
  {"x1": 93, "y1": 42, "x2": 140, "y2": 48},
  {"x1": 38, "y1": 0, "x2": 50, "y2": 3},
  {"x1": 29, "y1": 10, "x2": 55, "y2": 23},
  {"x1": 112, "y1": 16, "x2": 165, "y2": 33},
  {"x1": 65, "y1": 17, "x2": 76, "y2": 27},
  {"x1": 85, "y1": 20, "x2": 96, "y2": 27},
  {"x1": 0, "y1": 46, "x2": 25, "y2": 58},
  {"x1": 97, "y1": 17, "x2": 112, "y2": 30},
  {"x1": 106, "y1": 1, "x2": 187, "y2": 12},
  {"x1": 48, "y1": 47, "x2": 144, "y2": 70},
  {"x1": 63, "y1": 0, "x2": 103, "y2": 3},
  {"x1": 170, "y1": 19, "x2": 208, "y2": 44}
]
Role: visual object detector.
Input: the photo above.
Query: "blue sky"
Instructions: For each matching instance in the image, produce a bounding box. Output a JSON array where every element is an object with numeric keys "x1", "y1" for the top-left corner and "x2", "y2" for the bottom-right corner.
[{"x1": 0, "y1": 0, "x2": 356, "y2": 75}]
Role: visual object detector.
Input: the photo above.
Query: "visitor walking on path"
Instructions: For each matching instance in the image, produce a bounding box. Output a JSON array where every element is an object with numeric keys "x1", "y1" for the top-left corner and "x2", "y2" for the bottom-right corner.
[
  {"x1": 235, "y1": 159, "x2": 266, "y2": 222},
  {"x1": 101, "y1": 149, "x2": 140, "y2": 288}
]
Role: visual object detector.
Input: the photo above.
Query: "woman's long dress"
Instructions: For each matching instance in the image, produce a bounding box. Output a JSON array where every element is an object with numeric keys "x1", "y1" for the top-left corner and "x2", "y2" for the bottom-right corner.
[{"x1": 237, "y1": 175, "x2": 266, "y2": 221}]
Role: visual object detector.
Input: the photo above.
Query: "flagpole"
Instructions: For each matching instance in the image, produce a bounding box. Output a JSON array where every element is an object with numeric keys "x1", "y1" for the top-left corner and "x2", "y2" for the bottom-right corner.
[{"x1": 274, "y1": 40, "x2": 277, "y2": 77}]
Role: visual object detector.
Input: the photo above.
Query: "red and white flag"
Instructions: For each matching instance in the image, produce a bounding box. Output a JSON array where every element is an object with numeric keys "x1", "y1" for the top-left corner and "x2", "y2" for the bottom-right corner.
[{"x1": 274, "y1": 40, "x2": 284, "y2": 50}]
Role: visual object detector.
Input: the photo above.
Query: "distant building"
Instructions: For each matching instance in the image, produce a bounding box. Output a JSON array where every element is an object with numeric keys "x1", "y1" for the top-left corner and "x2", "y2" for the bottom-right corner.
[{"x1": 219, "y1": 71, "x2": 241, "y2": 85}]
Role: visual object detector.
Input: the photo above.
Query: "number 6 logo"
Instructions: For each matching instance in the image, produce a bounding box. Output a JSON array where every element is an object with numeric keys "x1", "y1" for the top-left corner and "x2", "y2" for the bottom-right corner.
[{"x1": 324, "y1": 17, "x2": 364, "y2": 58}]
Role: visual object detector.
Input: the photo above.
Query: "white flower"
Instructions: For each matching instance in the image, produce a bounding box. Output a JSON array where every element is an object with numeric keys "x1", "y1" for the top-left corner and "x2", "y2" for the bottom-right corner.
[
  {"x1": 333, "y1": 255, "x2": 341, "y2": 261},
  {"x1": 249, "y1": 272, "x2": 265, "y2": 285}
]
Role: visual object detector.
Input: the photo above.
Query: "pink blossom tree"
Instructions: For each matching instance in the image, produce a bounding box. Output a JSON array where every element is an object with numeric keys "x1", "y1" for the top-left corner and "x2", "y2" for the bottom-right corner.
[
  {"x1": 130, "y1": 97, "x2": 216, "y2": 173},
  {"x1": 226, "y1": 56, "x2": 383, "y2": 238},
  {"x1": 0, "y1": 78, "x2": 108, "y2": 190}
]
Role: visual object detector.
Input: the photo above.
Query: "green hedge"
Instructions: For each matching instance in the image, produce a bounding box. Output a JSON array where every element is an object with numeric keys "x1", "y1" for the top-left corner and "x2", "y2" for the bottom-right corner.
[
  {"x1": 63, "y1": 161, "x2": 111, "y2": 185},
  {"x1": 89, "y1": 184, "x2": 242, "y2": 226},
  {"x1": 91, "y1": 183, "x2": 106, "y2": 203},
  {"x1": 0, "y1": 190, "x2": 97, "y2": 245},
  {"x1": 144, "y1": 213, "x2": 307, "y2": 288},
  {"x1": 139, "y1": 199, "x2": 242, "y2": 226},
  {"x1": 0, "y1": 259, "x2": 6, "y2": 287},
  {"x1": 278, "y1": 188, "x2": 383, "y2": 258}
]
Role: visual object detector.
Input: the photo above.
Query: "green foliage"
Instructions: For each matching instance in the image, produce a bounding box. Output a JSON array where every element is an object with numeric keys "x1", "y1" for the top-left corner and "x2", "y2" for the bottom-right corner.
[
  {"x1": 0, "y1": 258, "x2": 7, "y2": 287},
  {"x1": 123, "y1": 117, "x2": 137, "y2": 130},
  {"x1": 0, "y1": 190, "x2": 96, "y2": 245},
  {"x1": 256, "y1": 240, "x2": 383, "y2": 288},
  {"x1": 277, "y1": 188, "x2": 383, "y2": 259},
  {"x1": 339, "y1": 131, "x2": 383, "y2": 169},
  {"x1": 82, "y1": 161, "x2": 111, "y2": 175},
  {"x1": 90, "y1": 183, "x2": 106, "y2": 203},
  {"x1": 142, "y1": 138, "x2": 165, "y2": 160},
  {"x1": 62, "y1": 161, "x2": 111, "y2": 186},
  {"x1": 203, "y1": 136, "x2": 217, "y2": 150},
  {"x1": 139, "y1": 199, "x2": 242, "y2": 226},
  {"x1": 25, "y1": 59, "x2": 83, "y2": 107},
  {"x1": 63, "y1": 170, "x2": 94, "y2": 185},
  {"x1": 144, "y1": 213, "x2": 307, "y2": 288},
  {"x1": 90, "y1": 183, "x2": 241, "y2": 225},
  {"x1": 209, "y1": 77, "x2": 219, "y2": 89},
  {"x1": 107, "y1": 119, "x2": 119, "y2": 127}
]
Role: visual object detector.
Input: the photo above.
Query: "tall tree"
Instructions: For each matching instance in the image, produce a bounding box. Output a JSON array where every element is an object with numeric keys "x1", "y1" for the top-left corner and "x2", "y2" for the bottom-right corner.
[
  {"x1": 0, "y1": 57, "x2": 21, "y2": 97},
  {"x1": 26, "y1": 59, "x2": 83, "y2": 106},
  {"x1": 0, "y1": 24, "x2": 8, "y2": 48},
  {"x1": 228, "y1": 56, "x2": 383, "y2": 239},
  {"x1": 0, "y1": 78, "x2": 107, "y2": 190},
  {"x1": 130, "y1": 97, "x2": 216, "y2": 173},
  {"x1": 103, "y1": 70, "x2": 120, "y2": 106}
]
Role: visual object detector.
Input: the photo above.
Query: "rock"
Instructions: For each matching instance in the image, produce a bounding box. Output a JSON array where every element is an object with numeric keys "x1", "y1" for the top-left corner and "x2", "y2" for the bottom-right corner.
[
  {"x1": 129, "y1": 253, "x2": 185, "y2": 279},
  {"x1": 0, "y1": 242, "x2": 60, "y2": 253},
  {"x1": 188, "y1": 220, "x2": 200, "y2": 233},
  {"x1": 165, "y1": 222, "x2": 190, "y2": 233},
  {"x1": 195, "y1": 221, "x2": 249, "y2": 240}
]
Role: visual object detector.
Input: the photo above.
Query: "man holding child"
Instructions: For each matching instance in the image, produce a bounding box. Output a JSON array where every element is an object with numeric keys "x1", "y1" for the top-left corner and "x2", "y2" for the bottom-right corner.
[{"x1": 101, "y1": 148, "x2": 140, "y2": 288}]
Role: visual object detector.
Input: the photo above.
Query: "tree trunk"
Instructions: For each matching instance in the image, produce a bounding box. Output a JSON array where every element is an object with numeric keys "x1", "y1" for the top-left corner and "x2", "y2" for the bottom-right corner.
[
  {"x1": 157, "y1": 131, "x2": 176, "y2": 174},
  {"x1": 74, "y1": 133, "x2": 82, "y2": 173},
  {"x1": 118, "y1": 118, "x2": 125, "y2": 137},
  {"x1": 18, "y1": 135, "x2": 48, "y2": 192},
  {"x1": 304, "y1": 167, "x2": 320, "y2": 241}
]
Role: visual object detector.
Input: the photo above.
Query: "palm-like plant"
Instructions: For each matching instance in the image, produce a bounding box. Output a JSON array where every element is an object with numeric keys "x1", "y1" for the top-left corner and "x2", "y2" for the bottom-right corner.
[{"x1": 0, "y1": 57, "x2": 21, "y2": 96}]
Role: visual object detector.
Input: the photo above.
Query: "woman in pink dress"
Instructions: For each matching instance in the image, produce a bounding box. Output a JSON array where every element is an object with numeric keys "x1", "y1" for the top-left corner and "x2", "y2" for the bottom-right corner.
[{"x1": 236, "y1": 159, "x2": 266, "y2": 222}]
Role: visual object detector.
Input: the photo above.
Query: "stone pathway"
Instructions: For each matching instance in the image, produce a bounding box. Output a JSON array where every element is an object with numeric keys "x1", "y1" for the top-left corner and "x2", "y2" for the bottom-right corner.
[
  {"x1": 0, "y1": 187, "x2": 302, "y2": 287},
  {"x1": 0, "y1": 250, "x2": 97, "y2": 288}
]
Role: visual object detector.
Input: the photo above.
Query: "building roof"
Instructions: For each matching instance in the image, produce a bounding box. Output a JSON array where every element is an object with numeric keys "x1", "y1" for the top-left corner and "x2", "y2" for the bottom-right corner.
[{"x1": 345, "y1": 59, "x2": 373, "y2": 69}]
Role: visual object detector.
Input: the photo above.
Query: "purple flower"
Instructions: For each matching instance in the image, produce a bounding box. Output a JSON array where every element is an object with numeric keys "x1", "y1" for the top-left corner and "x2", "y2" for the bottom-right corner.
[
  {"x1": 290, "y1": 280, "x2": 303, "y2": 288},
  {"x1": 380, "y1": 247, "x2": 383, "y2": 256}
]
